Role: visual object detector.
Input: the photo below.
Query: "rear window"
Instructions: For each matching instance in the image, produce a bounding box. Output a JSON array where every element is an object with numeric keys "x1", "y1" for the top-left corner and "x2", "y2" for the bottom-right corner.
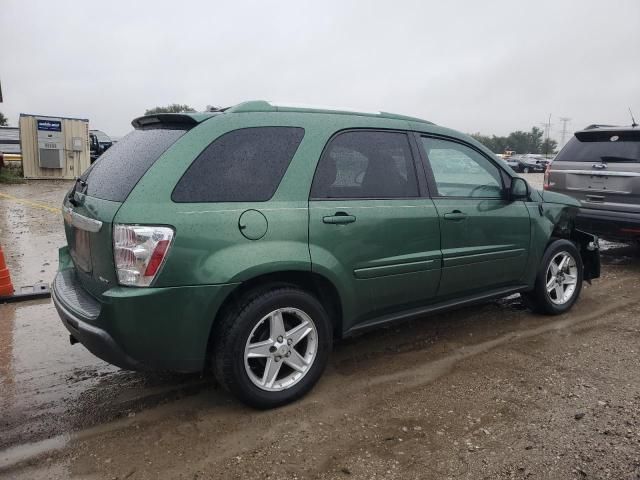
[
  {"x1": 83, "y1": 127, "x2": 187, "y2": 202},
  {"x1": 172, "y1": 127, "x2": 305, "y2": 202},
  {"x1": 556, "y1": 131, "x2": 640, "y2": 163}
]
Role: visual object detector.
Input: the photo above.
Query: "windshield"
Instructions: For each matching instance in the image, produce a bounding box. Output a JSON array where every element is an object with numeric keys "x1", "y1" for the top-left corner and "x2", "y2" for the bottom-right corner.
[
  {"x1": 556, "y1": 134, "x2": 640, "y2": 163},
  {"x1": 81, "y1": 127, "x2": 187, "y2": 202}
]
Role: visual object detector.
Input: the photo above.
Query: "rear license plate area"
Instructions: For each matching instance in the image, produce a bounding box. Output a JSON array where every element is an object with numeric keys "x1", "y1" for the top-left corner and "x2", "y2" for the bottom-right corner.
[
  {"x1": 70, "y1": 228, "x2": 92, "y2": 273},
  {"x1": 588, "y1": 175, "x2": 607, "y2": 190}
]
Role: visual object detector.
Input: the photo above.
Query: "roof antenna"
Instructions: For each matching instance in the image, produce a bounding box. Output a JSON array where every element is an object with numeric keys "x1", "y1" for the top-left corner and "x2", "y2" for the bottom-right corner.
[{"x1": 630, "y1": 107, "x2": 638, "y2": 128}]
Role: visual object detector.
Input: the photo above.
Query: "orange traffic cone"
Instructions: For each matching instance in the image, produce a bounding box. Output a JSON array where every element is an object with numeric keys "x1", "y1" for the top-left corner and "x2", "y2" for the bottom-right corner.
[
  {"x1": 0, "y1": 245, "x2": 15, "y2": 297},
  {"x1": 0, "y1": 245, "x2": 50, "y2": 303}
]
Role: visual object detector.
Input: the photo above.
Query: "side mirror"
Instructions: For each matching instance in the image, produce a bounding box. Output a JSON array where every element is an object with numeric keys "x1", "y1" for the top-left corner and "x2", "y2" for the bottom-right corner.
[{"x1": 509, "y1": 177, "x2": 529, "y2": 201}]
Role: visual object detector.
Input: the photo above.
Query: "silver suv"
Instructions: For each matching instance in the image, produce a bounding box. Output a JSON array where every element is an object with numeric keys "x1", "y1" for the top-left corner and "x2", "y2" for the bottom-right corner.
[{"x1": 545, "y1": 125, "x2": 640, "y2": 241}]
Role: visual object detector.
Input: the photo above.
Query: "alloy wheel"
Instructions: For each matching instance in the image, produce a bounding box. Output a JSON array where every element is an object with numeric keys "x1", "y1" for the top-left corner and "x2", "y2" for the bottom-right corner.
[
  {"x1": 244, "y1": 308, "x2": 318, "y2": 391},
  {"x1": 545, "y1": 251, "x2": 578, "y2": 305}
]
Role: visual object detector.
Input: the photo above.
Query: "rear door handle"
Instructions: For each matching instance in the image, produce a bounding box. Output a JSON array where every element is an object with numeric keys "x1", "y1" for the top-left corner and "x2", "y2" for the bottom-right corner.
[
  {"x1": 443, "y1": 210, "x2": 467, "y2": 221},
  {"x1": 323, "y1": 212, "x2": 356, "y2": 224}
]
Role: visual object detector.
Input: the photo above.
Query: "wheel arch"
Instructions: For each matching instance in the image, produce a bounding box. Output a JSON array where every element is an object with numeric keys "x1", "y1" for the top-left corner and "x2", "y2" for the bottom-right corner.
[
  {"x1": 546, "y1": 217, "x2": 600, "y2": 283},
  {"x1": 204, "y1": 270, "x2": 344, "y2": 368}
]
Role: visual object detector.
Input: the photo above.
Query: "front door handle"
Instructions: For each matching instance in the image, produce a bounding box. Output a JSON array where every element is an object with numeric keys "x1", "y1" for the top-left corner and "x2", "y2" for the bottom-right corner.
[
  {"x1": 323, "y1": 212, "x2": 356, "y2": 224},
  {"x1": 443, "y1": 210, "x2": 467, "y2": 221}
]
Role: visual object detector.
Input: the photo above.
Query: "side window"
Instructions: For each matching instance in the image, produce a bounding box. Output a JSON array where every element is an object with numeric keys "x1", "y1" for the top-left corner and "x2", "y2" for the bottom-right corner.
[
  {"x1": 172, "y1": 127, "x2": 304, "y2": 202},
  {"x1": 421, "y1": 137, "x2": 503, "y2": 198},
  {"x1": 311, "y1": 131, "x2": 419, "y2": 199}
]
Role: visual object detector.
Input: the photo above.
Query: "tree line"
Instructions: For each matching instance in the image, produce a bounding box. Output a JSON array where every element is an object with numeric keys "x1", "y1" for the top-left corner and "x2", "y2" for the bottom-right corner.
[
  {"x1": 471, "y1": 127, "x2": 558, "y2": 155},
  {"x1": 144, "y1": 104, "x2": 196, "y2": 115}
]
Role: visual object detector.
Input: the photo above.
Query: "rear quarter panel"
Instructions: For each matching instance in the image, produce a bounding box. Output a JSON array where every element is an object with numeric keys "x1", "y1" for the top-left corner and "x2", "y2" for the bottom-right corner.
[{"x1": 115, "y1": 113, "x2": 319, "y2": 287}]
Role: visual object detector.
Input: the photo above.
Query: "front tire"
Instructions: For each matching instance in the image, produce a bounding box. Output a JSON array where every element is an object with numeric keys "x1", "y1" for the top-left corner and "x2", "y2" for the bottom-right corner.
[
  {"x1": 523, "y1": 239, "x2": 583, "y2": 315},
  {"x1": 213, "y1": 286, "x2": 332, "y2": 409}
]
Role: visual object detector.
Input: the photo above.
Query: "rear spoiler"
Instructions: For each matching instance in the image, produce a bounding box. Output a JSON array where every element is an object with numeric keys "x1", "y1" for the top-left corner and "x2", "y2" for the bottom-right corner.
[{"x1": 131, "y1": 114, "x2": 201, "y2": 129}]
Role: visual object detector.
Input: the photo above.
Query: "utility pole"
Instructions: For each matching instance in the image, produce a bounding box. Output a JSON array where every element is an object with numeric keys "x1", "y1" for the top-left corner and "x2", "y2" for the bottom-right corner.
[
  {"x1": 538, "y1": 121, "x2": 549, "y2": 147},
  {"x1": 559, "y1": 117, "x2": 571, "y2": 147},
  {"x1": 539, "y1": 114, "x2": 552, "y2": 157},
  {"x1": 545, "y1": 114, "x2": 552, "y2": 157}
]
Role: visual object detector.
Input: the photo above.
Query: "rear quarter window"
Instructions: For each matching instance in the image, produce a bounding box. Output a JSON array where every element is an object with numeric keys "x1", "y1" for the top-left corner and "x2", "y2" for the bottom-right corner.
[
  {"x1": 83, "y1": 128, "x2": 187, "y2": 202},
  {"x1": 172, "y1": 127, "x2": 305, "y2": 202}
]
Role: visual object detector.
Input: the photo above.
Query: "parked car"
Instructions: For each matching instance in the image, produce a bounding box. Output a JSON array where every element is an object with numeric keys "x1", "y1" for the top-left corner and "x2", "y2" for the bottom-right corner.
[
  {"x1": 53, "y1": 101, "x2": 600, "y2": 408},
  {"x1": 509, "y1": 154, "x2": 550, "y2": 173},
  {"x1": 545, "y1": 125, "x2": 640, "y2": 241},
  {"x1": 505, "y1": 157, "x2": 520, "y2": 171},
  {"x1": 89, "y1": 129, "x2": 113, "y2": 163}
]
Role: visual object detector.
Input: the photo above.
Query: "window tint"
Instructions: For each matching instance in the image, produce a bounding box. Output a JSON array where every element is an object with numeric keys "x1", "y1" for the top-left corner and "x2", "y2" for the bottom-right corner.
[
  {"x1": 83, "y1": 128, "x2": 187, "y2": 202},
  {"x1": 555, "y1": 134, "x2": 640, "y2": 163},
  {"x1": 172, "y1": 127, "x2": 304, "y2": 202},
  {"x1": 311, "y1": 131, "x2": 419, "y2": 199},
  {"x1": 421, "y1": 137, "x2": 503, "y2": 198}
]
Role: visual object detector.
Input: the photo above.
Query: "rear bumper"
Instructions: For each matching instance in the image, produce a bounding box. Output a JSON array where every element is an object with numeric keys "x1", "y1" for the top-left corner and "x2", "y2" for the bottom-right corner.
[
  {"x1": 52, "y1": 268, "x2": 237, "y2": 372},
  {"x1": 521, "y1": 164, "x2": 546, "y2": 172},
  {"x1": 576, "y1": 208, "x2": 640, "y2": 239},
  {"x1": 53, "y1": 282, "x2": 144, "y2": 371}
]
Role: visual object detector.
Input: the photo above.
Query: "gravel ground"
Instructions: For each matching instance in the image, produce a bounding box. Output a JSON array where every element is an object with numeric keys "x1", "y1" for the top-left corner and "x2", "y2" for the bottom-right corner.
[{"x1": 1, "y1": 174, "x2": 639, "y2": 480}]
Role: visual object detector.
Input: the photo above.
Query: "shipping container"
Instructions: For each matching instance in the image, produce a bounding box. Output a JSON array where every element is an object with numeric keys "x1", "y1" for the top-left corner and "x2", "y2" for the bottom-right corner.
[{"x1": 19, "y1": 114, "x2": 90, "y2": 179}]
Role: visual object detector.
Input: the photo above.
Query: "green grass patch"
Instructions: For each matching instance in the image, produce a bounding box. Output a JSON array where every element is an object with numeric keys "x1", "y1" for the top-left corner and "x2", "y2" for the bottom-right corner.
[{"x1": 0, "y1": 167, "x2": 24, "y2": 184}]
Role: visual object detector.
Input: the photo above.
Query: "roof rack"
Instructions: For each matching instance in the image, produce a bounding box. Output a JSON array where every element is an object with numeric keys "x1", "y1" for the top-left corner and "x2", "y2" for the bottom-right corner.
[{"x1": 225, "y1": 100, "x2": 433, "y2": 124}]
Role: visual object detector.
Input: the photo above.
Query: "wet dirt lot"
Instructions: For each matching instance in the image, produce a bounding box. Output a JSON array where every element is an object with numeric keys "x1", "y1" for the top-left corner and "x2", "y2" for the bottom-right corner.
[{"x1": 1, "y1": 175, "x2": 639, "y2": 479}]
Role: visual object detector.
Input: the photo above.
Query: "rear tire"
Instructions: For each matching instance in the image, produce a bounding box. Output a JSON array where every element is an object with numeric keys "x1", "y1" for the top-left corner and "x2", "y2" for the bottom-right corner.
[
  {"x1": 523, "y1": 239, "x2": 583, "y2": 315},
  {"x1": 213, "y1": 286, "x2": 332, "y2": 409}
]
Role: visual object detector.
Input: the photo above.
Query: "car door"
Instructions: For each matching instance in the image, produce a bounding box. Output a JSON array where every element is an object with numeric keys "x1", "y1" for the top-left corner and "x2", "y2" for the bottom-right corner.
[
  {"x1": 417, "y1": 135, "x2": 531, "y2": 298},
  {"x1": 308, "y1": 130, "x2": 441, "y2": 330}
]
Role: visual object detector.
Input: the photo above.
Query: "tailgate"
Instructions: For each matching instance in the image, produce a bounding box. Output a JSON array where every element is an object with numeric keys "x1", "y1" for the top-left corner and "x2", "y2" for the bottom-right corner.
[
  {"x1": 548, "y1": 130, "x2": 640, "y2": 214},
  {"x1": 63, "y1": 192, "x2": 122, "y2": 297},
  {"x1": 60, "y1": 120, "x2": 193, "y2": 296},
  {"x1": 549, "y1": 162, "x2": 640, "y2": 214}
]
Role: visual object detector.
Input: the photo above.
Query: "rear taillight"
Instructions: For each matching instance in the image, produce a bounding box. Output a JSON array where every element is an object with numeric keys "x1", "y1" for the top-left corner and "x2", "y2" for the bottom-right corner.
[
  {"x1": 543, "y1": 164, "x2": 551, "y2": 189},
  {"x1": 113, "y1": 224, "x2": 174, "y2": 287}
]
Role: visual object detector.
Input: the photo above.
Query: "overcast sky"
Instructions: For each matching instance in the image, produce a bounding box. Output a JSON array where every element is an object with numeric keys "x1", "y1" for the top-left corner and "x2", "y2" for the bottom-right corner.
[{"x1": 1, "y1": 0, "x2": 639, "y2": 142}]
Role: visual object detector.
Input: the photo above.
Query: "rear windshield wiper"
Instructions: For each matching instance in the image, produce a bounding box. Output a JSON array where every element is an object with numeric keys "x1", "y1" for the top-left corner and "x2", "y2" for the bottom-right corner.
[
  {"x1": 68, "y1": 177, "x2": 88, "y2": 206},
  {"x1": 600, "y1": 156, "x2": 639, "y2": 163}
]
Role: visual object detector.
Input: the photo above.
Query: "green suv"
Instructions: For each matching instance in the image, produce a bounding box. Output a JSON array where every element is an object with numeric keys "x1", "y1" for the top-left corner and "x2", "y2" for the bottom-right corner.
[{"x1": 53, "y1": 101, "x2": 600, "y2": 408}]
